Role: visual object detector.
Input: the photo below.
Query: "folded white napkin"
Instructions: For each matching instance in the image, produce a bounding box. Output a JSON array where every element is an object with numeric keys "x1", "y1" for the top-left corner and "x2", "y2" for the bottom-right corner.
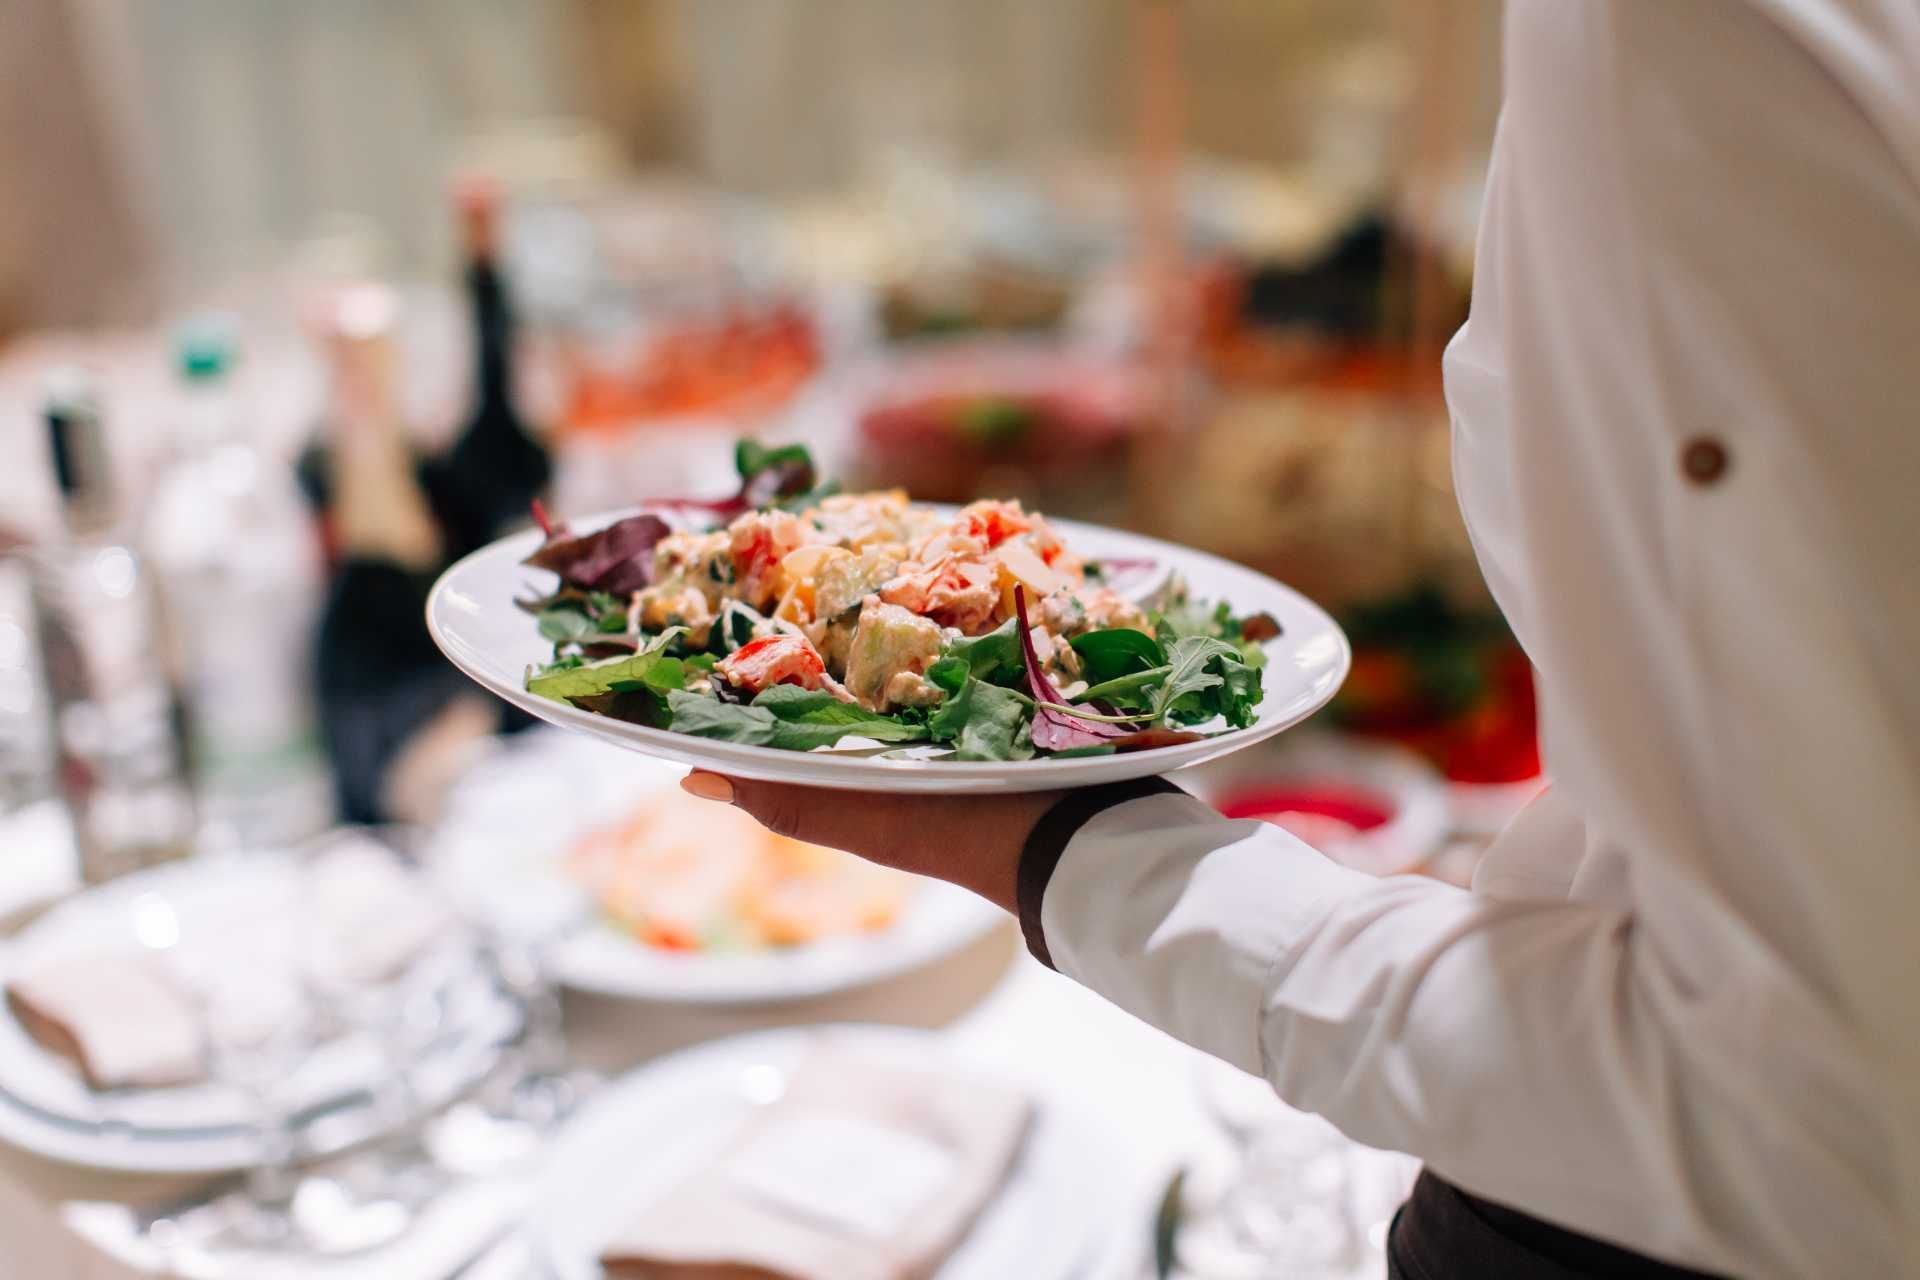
[
  {"x1": 6, "y1": 950, "x2": 204, "y2": 1090},
  {"x1": 307, "y1": 836, "x2": 459, "y2": 983},
  {"x1": 599, "y1": 1049, "x2": 1032, "y2": 1280}
]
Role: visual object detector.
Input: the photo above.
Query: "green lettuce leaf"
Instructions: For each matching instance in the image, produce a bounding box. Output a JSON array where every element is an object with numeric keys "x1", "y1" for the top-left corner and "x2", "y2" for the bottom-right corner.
[
  {"x1": 926, "y1": 676, "x2": 1034, "y2": 761},
  {"x1": 666, "y1": 687, "x2": 928, "y2": 751}
]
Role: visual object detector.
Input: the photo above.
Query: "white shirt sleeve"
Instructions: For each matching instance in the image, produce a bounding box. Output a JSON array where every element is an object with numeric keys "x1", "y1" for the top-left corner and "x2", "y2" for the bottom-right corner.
[{"x1": 1040, "y1": 4, "x2": 1920, "y2": 1276}]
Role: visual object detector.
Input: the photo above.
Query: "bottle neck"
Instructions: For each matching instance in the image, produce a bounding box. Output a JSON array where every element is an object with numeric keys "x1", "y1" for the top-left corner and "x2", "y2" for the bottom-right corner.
[
  {"x1": 47, "y1": 410, "x2": 116, "y2": 539},
  {"x1": 178, "y1": 376, "x2": 241, "y2": 455},
  {"x1": 468, "y1": 254, "x2": 515, "y2": 422}
]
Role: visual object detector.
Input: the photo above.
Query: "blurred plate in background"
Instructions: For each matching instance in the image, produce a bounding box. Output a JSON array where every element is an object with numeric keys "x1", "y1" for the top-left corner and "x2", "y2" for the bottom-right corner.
[
  {"x1": 0, "y1": 853, "x2": 518, "y2": 1174},
  {"x1": 427, "y1": 732, "x2": 1005, "y2": 1004}
]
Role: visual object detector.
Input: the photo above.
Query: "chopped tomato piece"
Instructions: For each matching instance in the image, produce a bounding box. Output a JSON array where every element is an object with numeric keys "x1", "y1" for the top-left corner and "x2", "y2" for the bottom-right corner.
[
  {"x1": 956, "y1": 500, "x2": 1033, "y2": 549},
  {"x1": 716, "y1": 634, "x2": 827, "y2": 694}
]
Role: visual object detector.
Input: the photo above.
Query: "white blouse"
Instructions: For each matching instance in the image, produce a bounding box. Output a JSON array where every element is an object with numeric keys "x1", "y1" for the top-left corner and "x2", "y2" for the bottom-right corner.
[{"x1": 1040, "y1": 4, "x2": 1920, "y2": 1275}]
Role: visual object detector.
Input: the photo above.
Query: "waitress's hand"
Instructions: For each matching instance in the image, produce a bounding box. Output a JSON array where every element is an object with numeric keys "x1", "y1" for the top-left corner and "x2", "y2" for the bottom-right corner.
[{"x1": 679, "y1": 772, "x2": 1058, "y2": 914}]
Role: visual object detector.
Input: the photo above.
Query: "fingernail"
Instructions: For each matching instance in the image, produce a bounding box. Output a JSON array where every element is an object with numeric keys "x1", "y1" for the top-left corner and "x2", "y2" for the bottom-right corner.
[{"x1": 680, "y1": 773, "x2": 734, "y2": 803}]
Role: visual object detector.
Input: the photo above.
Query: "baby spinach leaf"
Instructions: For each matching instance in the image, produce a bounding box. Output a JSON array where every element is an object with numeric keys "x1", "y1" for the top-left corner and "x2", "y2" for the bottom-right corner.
[
  {"x1": 666, "y1": 690, "x2": 778, "y2": 745},
  {"x1": 1070, "y1": 628, "x2": 1166, "y2": 686},
  {"x1": 667, "y1": 686, "x2": 928, "y2": 750},
  {"x1": 528, "y1": 649, "x2": 683, "y2": 703},
  {"x1": 568, "y1": 688, "x2": 671, "y2": 727},
  {"x1": 751, "y1": 686, "x2": 928, "y2": 743},
  {"x1": 941, "y1": 619, "x2": 1023, "y2": 686},
  {"x1": 537, "y1": 607, "x2": 594, "y2": 645}
]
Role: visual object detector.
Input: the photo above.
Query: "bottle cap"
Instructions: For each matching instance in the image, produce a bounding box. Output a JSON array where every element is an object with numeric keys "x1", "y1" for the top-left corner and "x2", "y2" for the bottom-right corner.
[
  {"x1": 453, "y1": 173, "x2": 502, "y2": 259},
  {"x1": 175, "y1": 313, "x2": 239, "y2": 381}
]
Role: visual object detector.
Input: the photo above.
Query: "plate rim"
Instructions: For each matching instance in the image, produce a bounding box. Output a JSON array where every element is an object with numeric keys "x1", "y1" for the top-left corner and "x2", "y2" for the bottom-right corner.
[{"x1": 427, "y1": 506, "x2": 1350, "y2": 794}]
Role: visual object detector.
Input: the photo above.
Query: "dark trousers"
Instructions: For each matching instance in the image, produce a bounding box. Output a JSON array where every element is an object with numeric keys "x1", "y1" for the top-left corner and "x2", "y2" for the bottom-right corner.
[{"x1": 1388, "y1": 1171, "x2": 1730, "y2": 1280}]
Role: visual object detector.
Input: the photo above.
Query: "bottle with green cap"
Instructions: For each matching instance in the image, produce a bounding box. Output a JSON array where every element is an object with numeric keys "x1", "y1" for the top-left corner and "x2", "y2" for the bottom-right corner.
[
  {"x1": 31, "y1": 367, "x2": 198, "y2": 882},
  {"x1": 142, "y1": 315, "x2": 334, "y2": 846}
]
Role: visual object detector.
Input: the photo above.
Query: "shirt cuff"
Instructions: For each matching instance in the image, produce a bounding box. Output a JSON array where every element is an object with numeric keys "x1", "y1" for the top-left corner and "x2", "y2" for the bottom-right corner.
[{"x1": 1017, "y1": 777, "x2": 1185, "y2": 968}]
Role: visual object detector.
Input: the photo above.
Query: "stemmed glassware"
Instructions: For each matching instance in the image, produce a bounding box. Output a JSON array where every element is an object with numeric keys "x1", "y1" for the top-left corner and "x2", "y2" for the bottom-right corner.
[
  {"x1": 1172, "y1": 1052, "x2": 1366, "y2": 1279},
  {"x1": 429, "y1": 867, "x2": 594, "y2": 1175},
  {"x1": 197, "y1": 960, "x2": 317, "y2": 1248}
]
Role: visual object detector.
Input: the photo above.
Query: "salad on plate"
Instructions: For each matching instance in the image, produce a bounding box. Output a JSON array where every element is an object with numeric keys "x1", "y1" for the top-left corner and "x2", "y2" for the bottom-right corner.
[{"x1": 517, "y1": 442, "x2": 1280, "y2": 763}]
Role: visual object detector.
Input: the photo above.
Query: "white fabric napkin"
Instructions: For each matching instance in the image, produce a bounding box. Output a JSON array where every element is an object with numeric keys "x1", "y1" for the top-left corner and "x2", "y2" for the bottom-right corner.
[
  {"x1": 599, "y1": 1049, "x2": 1032, "y2": 1280},
  {"x1": 5, "y1": 950, "x2": 204, "y2": 1090},
  {"x1": 306, "y1": 836, "x2": 458, "y2": 983}
]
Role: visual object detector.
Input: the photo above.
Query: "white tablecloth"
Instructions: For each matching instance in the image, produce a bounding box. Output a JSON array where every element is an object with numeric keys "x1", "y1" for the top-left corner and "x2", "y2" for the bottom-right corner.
[{"x1": 0, "y1": 784, "x2": 1418, "y2": 1280}]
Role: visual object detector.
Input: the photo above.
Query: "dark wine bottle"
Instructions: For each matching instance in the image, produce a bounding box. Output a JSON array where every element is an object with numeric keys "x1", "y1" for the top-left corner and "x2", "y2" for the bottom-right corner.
[{"x1": 422, "y1": 177, "x2": 552, "y2": 558}]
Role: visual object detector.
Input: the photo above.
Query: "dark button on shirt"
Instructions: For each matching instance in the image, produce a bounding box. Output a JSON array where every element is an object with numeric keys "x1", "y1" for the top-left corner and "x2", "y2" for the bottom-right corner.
[{"x1": 1681, "y1": 437, "x2": 1730, "y2": 486}]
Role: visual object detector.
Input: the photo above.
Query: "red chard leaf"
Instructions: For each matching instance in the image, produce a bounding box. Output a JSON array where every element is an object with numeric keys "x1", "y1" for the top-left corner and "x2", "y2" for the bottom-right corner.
[
  {"x1": 1108, "y1": 727, "x2": 1206, "y2": 752},
  {"x1": 1014, "y1": 585, "x2": 1139, "y2": 752},
  {"x1": 523, "y1": 511, "x2": 669, "y2": 595}
]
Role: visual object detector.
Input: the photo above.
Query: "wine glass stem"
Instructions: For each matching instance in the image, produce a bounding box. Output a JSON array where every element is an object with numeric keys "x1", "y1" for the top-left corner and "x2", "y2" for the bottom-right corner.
[{"x1": 244, "y1": 1098, "x2": 300, "y2": 1234}]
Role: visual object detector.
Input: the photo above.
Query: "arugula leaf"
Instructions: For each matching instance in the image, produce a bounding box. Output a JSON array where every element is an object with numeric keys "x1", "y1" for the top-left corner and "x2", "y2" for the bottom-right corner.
[
  {"x1": 1152, "y1": 636, "x2": 1238, "y2": 723},
  {"x1": 941, "y1": 619, "x2": 1023, "y2": 685},
  {"x1": 1125, "y1": 636, "x2": 1262, "y2": 729},
  {"x1": 1214, "y1": 650, "x2": 1263, "y2": 728},
  {"x1": 1074, "y1": 665, "x2": 1169, "y2": 710},
  {"x1": 926, "y1": 676, "x2": 1034, "y2": 761},
  {"x1": 1155, "y1": 588, "x2": 1276, "y2": 672},
  {"x1": 1069, "y1": 628, "x2": 1166, "y2": 686}
]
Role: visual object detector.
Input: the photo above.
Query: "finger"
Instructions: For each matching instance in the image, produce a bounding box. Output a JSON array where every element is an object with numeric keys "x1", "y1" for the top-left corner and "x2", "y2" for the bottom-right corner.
[{"x1": 680, "y1": 772, "x2": 910, "y2": 862}]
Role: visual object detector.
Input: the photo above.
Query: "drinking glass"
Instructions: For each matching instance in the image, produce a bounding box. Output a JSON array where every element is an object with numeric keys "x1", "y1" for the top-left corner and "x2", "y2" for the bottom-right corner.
[
  {"x1": 199, "y1": 963, "x2": 316, "y2": 1248},
  {"x1": 1177, "y1": 1052, "x2": 1365, "y2": 1279}
]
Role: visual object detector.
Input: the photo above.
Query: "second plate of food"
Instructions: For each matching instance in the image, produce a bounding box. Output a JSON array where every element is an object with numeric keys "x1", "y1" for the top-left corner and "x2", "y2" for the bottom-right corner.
[{"x1": 427, "y1": 732, "x2": 1005, "y2": 1003}]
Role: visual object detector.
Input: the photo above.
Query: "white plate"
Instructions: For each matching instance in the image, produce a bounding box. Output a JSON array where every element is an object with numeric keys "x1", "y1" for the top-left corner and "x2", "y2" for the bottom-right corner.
[
  {"x1": 427, "y1": 508, "x2": 1349, "y2": 793},
  {"x1": 528, "y1": 1025, "x2": 1140, "y2": 1280},
  {"x1": 426, "y1": 731, "x2": 1005, "y2": 1003},
  {"x1": 0, "y1": 855, "x2": 518, "y2": 1174}
]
